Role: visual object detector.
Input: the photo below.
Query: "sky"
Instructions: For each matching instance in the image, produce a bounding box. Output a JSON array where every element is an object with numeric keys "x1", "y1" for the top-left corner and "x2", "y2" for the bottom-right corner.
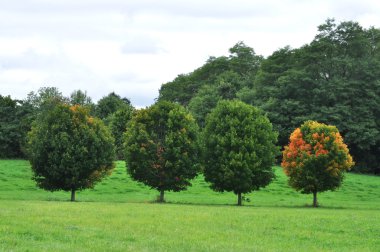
[{"x1": 1, "y1": 0, "x2": 380, "y2": 107}]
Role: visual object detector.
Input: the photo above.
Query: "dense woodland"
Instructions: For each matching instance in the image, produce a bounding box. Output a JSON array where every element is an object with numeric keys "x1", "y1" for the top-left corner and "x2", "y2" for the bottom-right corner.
[
  {"x1": 159, "y1": 19, "x2": 380, "y2": 174},
  {"x1": 1, "y1": 19, "x2": 379, "y2": 174},
  {"x1": 0, "y1": 89, "x2": 133, "y2": 161}
]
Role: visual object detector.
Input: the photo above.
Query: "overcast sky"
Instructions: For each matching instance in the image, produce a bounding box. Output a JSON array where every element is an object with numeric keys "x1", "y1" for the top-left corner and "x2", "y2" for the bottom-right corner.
[{"x1": 1, "y1": 0, "x2": 380, "y2": 107}]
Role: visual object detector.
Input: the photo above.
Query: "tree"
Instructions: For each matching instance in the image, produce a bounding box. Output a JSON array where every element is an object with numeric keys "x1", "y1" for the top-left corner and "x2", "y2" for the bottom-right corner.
[
  {"x1": 70, "y1": 90, "x2": 93, "y2": 105},
  {"x1": 0, "y1": 95, "x2": 22, "y2": 158},
  {"x1": 70, "y1": 89, "x2": 95, "y2": 115},
  {"x1": 109, "y1": 106, "x2": 134, "y2": 159},
  {"x1": 124, "y1": 101, "x2": 200, "y2": 202},
  {"x1": 228, "y1": 41, "x2": 263, "y2": 78},
  {"x1": 27, "y1": 103, "x2": 115, "y2": 201},
  {"x1": 188, "y1": 85, "x2": 221, "y2": 128},
  {"x1": 26, "y1": 87, "x2": 68, "y2": 111},
  {"x1": 0, "y1": 95, "x2": 34, "y2": 158},
  {"x1": 203, "y1": 100, "x2": 278, "y2": 206},
  {"x1": 243, "y1": 46, "x2": 312, "y2": 146},
  {"x1": 158, "y1": 42, "x2": 262, "y2": 107},
  {"x1": 23, "y1": 87, "x2": 69, "y2": 146},
  {"x1": 281, "y1": 121, "x2": 354, "y2": 207},
  {"x1": 95, "y1": 92, "x2": 133, "y2": 159},
  {"x1": 95, "y1": 92, "x2": 132, "y2": 121},
  {"x1": 188, "y1": 70, "x2": 248, "y2": 128}
]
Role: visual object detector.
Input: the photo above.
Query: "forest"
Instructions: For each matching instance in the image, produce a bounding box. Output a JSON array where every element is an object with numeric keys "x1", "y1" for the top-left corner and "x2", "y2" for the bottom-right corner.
[
  {"x1": 158, "y1": 19, "x2": 380, "y2": 174},
  {"x1": 1, "y1": 19, "x2": 379, "y2": 174}
]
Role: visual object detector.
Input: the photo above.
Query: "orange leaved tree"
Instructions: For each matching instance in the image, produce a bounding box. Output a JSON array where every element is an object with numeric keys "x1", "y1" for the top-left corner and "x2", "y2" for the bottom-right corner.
[{"x1": 281, "y1": 121, "x2": 354, "y2": 207}]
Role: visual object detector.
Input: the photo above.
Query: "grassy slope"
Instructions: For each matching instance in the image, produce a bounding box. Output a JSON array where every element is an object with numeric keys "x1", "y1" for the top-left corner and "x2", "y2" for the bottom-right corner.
[
  {"x1": 1, "y1": 160, "x2": 379, "y2": 208},
  {"x1": 0, "y1": 160, "x2": 380, "y2": 251}
]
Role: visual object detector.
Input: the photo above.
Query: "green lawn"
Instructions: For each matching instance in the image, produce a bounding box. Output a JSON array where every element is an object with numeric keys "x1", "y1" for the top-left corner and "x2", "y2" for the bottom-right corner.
[{"x1": 1, "y1": 160, "x2": 380, "y2": 251}]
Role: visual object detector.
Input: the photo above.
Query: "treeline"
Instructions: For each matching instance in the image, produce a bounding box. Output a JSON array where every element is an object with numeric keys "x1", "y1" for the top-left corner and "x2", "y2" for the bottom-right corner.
[
  {"x1": 158, "y1": 19, "x2": 380, "y2": 174},
  {"x1": 0, "y1": 88, "x2": 133, "y2": 160},
  {"x1": 1, "y1": 19, "x2": 379, "y2": 174},
  {"x1": 26, "y1": 99, "x2": 353, "y2": 207}
]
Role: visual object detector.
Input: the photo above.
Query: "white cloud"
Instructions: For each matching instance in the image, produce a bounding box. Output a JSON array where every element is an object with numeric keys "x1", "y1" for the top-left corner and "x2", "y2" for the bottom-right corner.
[{"x1": 0, "y1": 0, "x2": 380, "y2": 107}]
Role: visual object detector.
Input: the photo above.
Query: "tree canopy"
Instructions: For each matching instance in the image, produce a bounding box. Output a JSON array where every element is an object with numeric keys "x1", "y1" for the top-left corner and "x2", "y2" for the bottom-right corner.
[
  {"x1": 0, "y1": 95, "x2": 34, "y2": 158},
  {"x1": 203, "y1": 100, "x2": 278, "y2": 205},
  {"x1": 158, "y1": 41, "x2": 262, "y2": 108},
  {"x1": 95, "y1": 92, "x2": 132, "y2": 121},
  {"x1": 282, "y1": 121, "x2": 354, "y2": 207},
  {"x1": 124, "y1": 101, "x2": 200, "y2": 202},
  {"x1": 157, "y1": 19, "x2": 380, "y2": 174},
  {"x1": 0, "y1": 88, "x2": 134, "y2": 160},
  {"x1": 109, "y1": 106, "x2": 134, "y2": 159},
  {"x1": 27, "y1": 103, "x2": 115, "y2": 201},
  {"x1": 247, "y1": 19, "x2": 380, "y2": 173}
]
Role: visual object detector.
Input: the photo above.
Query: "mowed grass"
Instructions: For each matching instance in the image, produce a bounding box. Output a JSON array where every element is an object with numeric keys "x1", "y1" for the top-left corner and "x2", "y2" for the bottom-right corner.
[{"x1": 1, "y1": 159, "x2": 380, "y2": 251}]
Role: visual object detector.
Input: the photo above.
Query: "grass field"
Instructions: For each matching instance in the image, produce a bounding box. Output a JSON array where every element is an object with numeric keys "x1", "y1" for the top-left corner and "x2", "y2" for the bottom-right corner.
[{"x1": 1, "y1": 160, "x2": 380, "y2": 251}]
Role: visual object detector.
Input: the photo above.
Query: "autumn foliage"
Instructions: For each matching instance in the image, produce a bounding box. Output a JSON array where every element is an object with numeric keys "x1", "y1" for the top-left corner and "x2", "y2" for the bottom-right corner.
[{"x1": 282, "y1": 121, "x2": 354, "y2": 206}]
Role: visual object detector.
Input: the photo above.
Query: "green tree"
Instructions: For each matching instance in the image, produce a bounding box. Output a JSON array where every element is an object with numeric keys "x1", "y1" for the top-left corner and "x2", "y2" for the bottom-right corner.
[
  {"x1": 158, "y1": 74, "x2": 196, "y2": 105},
  {"x1": 124, "y1": 101, "x2": 200, "y2": 202},
  {"x1": 95, "y1": 92, "x2": 134, "y2": 159},
  {"x1": 241, "y1": 46, "x2": 308, "y2": 145},
  {"x1": 24, "y1": 87, "x2": 69, "y2": 139},
  {"x1": 188, "y1": 85, "x2": 221, "y2": 128},
  {"x1": 0, "y1": 95, "x2": 22, "y2": 157},
  {"x1": 203, "y1": 100, "x2": 278, "y2": 206},
  {"x1": 26, "y1": 87, "x2": 68, "y2": 111},
  {"x1": 28, "y1": 104, "x2": 115, "y2": 201},
  {"x1": 282, "y1": 121, "x2": 354, "y2": 207},
  {"x1": 0, "y1": 95, "x2": 34, "y2": 158},
  {"x1": 228, "y1": 41, "x2": 263, "y2": 78},
  {"x1": 188, "y1": 71, "x2": 247, "y2": 128},
  {"x1": 95, "y1": 92, "x2": 131, "y2": 121},
  {"x1": 109, "y1": 106, "x2": 134, "y2": 159},
  {"x1": 70, "y1": 89, "x2": 95, "y2": 115},
  {"x1": 158, "y1": 42, "x2": 262, "y2": 107}
]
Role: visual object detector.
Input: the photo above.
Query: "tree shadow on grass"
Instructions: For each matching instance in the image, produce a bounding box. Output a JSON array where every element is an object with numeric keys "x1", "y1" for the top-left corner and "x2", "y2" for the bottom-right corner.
[
  {"x1": 8, "y1": 195, "x2": 374, "y2": 211},
  {"x1": 159, "y1": 200, "x2": 370, "y2": 211}
]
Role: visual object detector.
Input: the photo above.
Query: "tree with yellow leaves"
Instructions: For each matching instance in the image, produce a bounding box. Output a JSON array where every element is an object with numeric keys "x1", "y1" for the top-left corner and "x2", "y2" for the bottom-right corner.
[{"x1": 282, "y1": 121, "x2": 354, "y2": 207}]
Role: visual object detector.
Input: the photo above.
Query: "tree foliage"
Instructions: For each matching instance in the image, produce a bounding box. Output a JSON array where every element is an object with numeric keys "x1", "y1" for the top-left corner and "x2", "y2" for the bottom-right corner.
[
  {"x1": 249, "y1": 20, "x2": 380, "y2": 173},
  {"x1": 282, "y1": 121, "x2": 354, "y2": 207},
  {"x1": 70, "y1": 90, "x2": 93, "y2": 106},
  {"x1": 158, "y1": 42, "x2": 262, "y2": 113},
  {"x1": 28, "y1": 103, "x2": 115, "y2": 201},
  {"x1": 95, "y1": 92, "x2": 132, "y2": 121},
  {"x1": 70, "y1": 89, "x2": 95, "y2": 114},
  {"x1": 158, "y1": 20, "x2": 380, "y2": 174},
  {"x1": 0, "y1": 95, "x2": 34, "y2": 158},
  {"x1": 0, "y1": 95, "x2": 22, "y2": 158},
  {"x1": 95, "y1": 92, "x2": 134, "y2": 157},
  {"x1": 124, "y1": 101, "x2": 200, "y2": 202},
  {"x1": 109, "y1": 106, "x2": 134, "y2": 159},
  {"x1": 203, "y1": 100, "x2": 278, "y2": 205},
  {"x1": 26, "y1": 87, "x2": 68, "y2": 112}
]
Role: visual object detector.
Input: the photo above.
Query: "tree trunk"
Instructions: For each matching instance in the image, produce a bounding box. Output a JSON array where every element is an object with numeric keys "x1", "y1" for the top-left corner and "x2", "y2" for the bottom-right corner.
[
  {"x1": 313, "y1": 191, "x2": 318, "y2": 207},
  {"x1": 237, "y1": 192, "x2": 242, "y2": 206},
  {"x1": 71, "y1": 189, "x2": 76, "y2": 202},
  {"x1": 158, "y1": 189, "x2": 165, "y2": 203}
]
